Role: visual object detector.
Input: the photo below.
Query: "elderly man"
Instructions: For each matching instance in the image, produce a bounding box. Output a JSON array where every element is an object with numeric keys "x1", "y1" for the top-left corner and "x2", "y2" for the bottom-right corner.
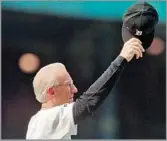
[
  {"x1": 26, "y1": 1, "x2": 159, "y2": 139},
  {"x1": 26, "y1": 37, "x2": 144, "y2": 139}
]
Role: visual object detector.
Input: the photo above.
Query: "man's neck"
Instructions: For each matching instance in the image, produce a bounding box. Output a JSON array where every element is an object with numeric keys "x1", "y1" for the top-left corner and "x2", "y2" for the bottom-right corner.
[{"x1": 41, "y1": 100, "x2": 64, "y2": 110}]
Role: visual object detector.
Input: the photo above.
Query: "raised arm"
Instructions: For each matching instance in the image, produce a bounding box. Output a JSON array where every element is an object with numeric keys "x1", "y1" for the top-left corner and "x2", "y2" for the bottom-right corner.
[{"x1": 73, "y1": 38, "x2": 145, "y2": 124}]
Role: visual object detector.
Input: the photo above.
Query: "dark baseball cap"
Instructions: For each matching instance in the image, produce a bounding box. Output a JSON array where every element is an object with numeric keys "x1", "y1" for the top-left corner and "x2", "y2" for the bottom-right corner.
[{"x1": 122, "y1": 2, "x2": 159, "y2": 49}]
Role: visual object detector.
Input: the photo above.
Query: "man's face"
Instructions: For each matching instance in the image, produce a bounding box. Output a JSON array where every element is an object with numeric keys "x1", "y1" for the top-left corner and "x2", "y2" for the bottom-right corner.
[{"x1": 54, "y1": 72, "x2": 78, "y2": 104}]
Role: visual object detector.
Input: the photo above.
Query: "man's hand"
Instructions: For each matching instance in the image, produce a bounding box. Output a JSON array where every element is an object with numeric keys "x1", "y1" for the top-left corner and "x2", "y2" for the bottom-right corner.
[{"x1": 119, "y1": 38, "x2": 145, "y2": 62}]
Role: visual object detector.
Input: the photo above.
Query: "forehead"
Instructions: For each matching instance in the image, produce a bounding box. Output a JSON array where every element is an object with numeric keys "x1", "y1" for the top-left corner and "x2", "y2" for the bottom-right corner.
[
  {"x1": 57, "y1": 71, "x2": 73, "y2": 84},
  {"x1": 64, "y1": 79, "x2": 73, "y2": 84},
  {"x1": 64, "y1": 74, "x2": 73, "y2": 83}
]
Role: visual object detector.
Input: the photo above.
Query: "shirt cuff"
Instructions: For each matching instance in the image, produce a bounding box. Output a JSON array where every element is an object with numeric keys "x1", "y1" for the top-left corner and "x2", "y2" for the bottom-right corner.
[{"x1": 112, "y1": 55, "x2": 128, "y2": 69}]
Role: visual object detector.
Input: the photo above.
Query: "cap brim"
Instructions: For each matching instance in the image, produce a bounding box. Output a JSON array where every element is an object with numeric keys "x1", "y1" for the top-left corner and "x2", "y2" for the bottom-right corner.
[{"x1": 121, "y1": 23, "x2": 154, "y2": 49}]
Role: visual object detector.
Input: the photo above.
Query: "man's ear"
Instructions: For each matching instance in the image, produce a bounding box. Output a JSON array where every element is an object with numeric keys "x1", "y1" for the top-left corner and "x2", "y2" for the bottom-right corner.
[{"x1": 47, "y1": 87, "x2": 55, "y2": 95}]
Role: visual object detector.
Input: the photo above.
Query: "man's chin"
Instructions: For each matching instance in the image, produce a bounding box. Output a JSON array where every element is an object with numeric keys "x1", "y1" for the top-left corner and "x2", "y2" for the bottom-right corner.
[{"x1": 69, "y1": 98, "x2": 74, "y2": 103}]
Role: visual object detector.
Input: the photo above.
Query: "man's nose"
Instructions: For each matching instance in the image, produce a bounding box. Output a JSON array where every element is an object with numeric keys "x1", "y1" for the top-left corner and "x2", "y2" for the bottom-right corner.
[{"x1": 71, "y1": 85, "x2": 78, "y2": 93}]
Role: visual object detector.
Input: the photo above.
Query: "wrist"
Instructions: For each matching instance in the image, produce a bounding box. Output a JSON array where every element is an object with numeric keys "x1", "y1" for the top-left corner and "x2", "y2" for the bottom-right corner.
[
  {"x1": 112, "y1": 55, "x2": 128, "y2": 68},
  {"x1": 119, "y1": 54, "x2": 129, "y2": 62}
]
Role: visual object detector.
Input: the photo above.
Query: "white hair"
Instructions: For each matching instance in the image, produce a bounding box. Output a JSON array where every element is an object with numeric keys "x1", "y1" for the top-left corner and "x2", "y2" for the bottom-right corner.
[{"x1": 33, "y1": 63, "x2": 65, "y2": 103}]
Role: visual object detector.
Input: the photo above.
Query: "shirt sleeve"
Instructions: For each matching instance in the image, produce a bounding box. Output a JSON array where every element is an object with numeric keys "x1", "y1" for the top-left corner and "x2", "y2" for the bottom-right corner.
[{"x1": 72, "y1": 55, "x2": 127, "y2": 125}]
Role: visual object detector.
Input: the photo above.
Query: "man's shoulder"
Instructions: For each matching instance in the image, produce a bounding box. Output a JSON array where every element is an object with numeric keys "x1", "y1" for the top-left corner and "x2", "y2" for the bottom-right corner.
[
  {"x1": 58, "y1": 102, "x2": 75, "y2": 113},
  {"x1": 55, "y1": 102, "x2": 75, "y2": 118},
  {"x1": 29, "y1": 103, "x2": 75, "y2": 120}
]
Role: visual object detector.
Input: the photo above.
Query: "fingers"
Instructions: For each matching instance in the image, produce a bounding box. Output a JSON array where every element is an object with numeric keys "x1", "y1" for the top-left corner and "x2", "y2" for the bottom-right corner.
[
  {"x1": 127, "y1": 38, "x2": 142, "y2": 44},
  {"x1": 130, "y1": 42, "x2": 145, "y2": 52},
  {"x1": 120, "y1": 38, "x2": 145, "y2": 62},
  {"x1": 131, "y1": 42, "x2": 145, "y2": 52},
  {"x1": 132, "y1": 50, "x2": 140, "y2": 59},
  {"x1": 132, "y1": 46, "x2": 143, "y2": 59},
  {"x1": 127, "y1": 38, "x2": 145, "y2": 51},
  {"x1": 128, "y1": 38, "x2": 145, "y2": 59},
  {"x1": 139, "y1": 44, "x2": 145, "y2": 52}
]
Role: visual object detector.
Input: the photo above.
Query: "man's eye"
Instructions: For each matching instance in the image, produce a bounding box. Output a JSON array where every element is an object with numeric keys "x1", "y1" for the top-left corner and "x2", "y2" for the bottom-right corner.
[{"x1": 69, "y1": 84, "x2": 74, "y2": 87}]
